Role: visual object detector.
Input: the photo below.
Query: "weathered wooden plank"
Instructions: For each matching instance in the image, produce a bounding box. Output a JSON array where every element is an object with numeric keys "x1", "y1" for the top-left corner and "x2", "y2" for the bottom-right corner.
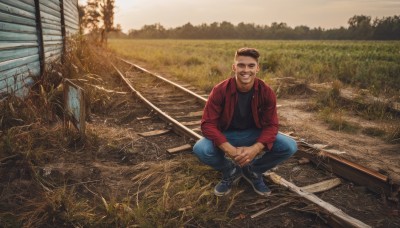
[
  {"x1": 39, "y1": 0, "x2": 60, "y2": 12},
  {"x1": 0, "y1": 2, "x2": 36, "y2": 19},
  {"x1": 42, "y1": 34, "x2": 63, "y2": 41},
  {"x1": 40, "y1": 10, "x2": 61, "y2": 23},
  {"x1": 41, "y1": 17, "x2": 61, "y2": 27},
  {"x1": 3, "y1": 73, "x2": 36, "y2": 87},
  {"x1": 0, "y1": 47, "x2": 38, "y2": 62},
  {"x1": 0, "y1": 42, "x2": 37, "y2": 50},
  {"x1": 39, "y1": 2, "x2": 60, "y2": 18},
  {"x1": 266, "y1": 172, "x2": 371, "y2": 228},
  {"x1": 136, "y1": 116, "x2": 151, "y2": 120},
  {"x1": 63, "y1": 15, "x2": 78, "y2": 28},
  {"x1": 181, "y1": 120, "x2": 201, "y2": 126},
  {"x1": 41, "y1": 21, "x2": 62, "y2": 31},
  {"x1": 138, "y1": 129, "x2": 171, "y2": 137},
  {"x1": 295, "y1": 148, "x2": 395, "y2": 196},
  {"x1": 166, "y1": 144, "x2": 192, "y2": 154},
  {"x1": 18, "y1": 0, "x2": 35, "y2": 7},
  {"x1": 176, "y1": 111, "x2": 203, "y2": 118},
  {"x1": 44, "y1": 49, "x2": 62, "y2": 58},
  {"x1": 43, "y1": 43, "x2": 62, "y2": 52},
  {"x1": 300, "y1": 178, "x2": 342, "y2": 193},
  {"x1": 0, "y1": 21, "x2": 36, "y2": 33},
  {"x1": 45, "y1": 53, "x2": 61, "y2": 64},
  {"x1": 0, "y1": 0, "x2": 35, "y2": 13},
  {"x1": 0, "y1": 30, "x2": 37, "y2": 41},
  {"x1": 0, "y1": 11, "x2": 36, "y2": 26},
  {"x1": 0, "y1": 61, "x2": 40, "y2": 81},
  {"x1": 191, "y1": 127, "x2": 201, "y2": 132},
  {"x1": 42, "y1": 28, "x2": 62, "y2": 36},
  {"x1": 63, "y1": 3, "x2": 78, "y2": 17},
  {"x1": 1, "y1": 74, "x2": 35, "y2": 96},
  {"x1": 0, "y1": 55, "x2": 38, "y2": 72}
]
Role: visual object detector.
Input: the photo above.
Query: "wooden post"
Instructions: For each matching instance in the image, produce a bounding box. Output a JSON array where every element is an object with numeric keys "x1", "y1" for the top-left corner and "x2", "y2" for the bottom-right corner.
[{"x1": 34, "y1": 0, "x2": 45, "y2": 76}]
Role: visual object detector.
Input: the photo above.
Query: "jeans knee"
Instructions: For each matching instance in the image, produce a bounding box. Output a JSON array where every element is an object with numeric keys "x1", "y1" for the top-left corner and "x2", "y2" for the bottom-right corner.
[
  {"x1": 288, "y1": 139, "x2": 298, "y2": 156},
  {"x1": 192, "y1": 142, "x2": 203, "y2": 157}
]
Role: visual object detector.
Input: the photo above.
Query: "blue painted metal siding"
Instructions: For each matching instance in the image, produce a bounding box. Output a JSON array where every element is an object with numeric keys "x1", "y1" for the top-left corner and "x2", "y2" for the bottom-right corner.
[
  {"x1": 0, "y1": 0, "x2": 39, "y2": 97},
  {"x1": 0, "y1": 0, "x2": 78, "y2": 98}
]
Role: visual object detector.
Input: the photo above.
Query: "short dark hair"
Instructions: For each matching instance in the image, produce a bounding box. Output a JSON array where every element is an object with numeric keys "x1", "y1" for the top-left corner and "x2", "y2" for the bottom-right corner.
[{"x1": 235, "y1": 47, "x2": 260, "y2": 62}]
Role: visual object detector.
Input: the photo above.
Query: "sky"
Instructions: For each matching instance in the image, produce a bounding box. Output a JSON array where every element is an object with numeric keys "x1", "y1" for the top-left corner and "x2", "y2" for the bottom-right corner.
[{"x1": 79, "y1": 0, "x2": 400, "y2": 33}]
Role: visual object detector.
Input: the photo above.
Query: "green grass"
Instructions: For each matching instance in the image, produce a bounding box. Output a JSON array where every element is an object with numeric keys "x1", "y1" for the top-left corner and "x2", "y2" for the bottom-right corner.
[{"x1": 109, "y1": 39, "x2": 400, "y2": 97}]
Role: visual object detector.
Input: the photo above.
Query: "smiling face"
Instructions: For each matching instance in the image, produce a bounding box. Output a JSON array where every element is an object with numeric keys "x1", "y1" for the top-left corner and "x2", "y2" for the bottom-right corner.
[{"x1": 232, "y1": 55, "x2": 260, "y2": 92}]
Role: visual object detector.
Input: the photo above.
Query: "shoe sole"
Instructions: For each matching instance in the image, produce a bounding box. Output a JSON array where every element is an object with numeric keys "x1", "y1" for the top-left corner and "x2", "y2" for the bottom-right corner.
[
  {"x1": 213, "y1": 176, "x2": 242, "y2": 197},
  {"x1": 242, "y1": 175, "x2": 271, "y2": 197}
]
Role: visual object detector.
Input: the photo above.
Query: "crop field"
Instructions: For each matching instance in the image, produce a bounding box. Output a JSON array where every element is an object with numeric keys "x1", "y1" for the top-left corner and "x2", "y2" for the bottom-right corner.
[{"x1": 109, "y1": 39, "x2": 400, "y2": 98}]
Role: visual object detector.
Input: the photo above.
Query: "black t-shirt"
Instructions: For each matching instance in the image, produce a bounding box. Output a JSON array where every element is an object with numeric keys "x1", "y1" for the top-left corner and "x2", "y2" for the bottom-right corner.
[{"x1": 228, "y1": 88, "x2": 256, "y2": 130}]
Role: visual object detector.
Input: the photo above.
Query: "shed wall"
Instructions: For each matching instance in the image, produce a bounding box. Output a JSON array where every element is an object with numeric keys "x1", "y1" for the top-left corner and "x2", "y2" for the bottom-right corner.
[{"x1": 0, "y1": 0, "x2": 78, "y2": 98}]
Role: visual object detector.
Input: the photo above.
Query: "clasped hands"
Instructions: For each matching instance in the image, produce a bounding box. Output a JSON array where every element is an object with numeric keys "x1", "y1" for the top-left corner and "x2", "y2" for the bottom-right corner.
[{"x1": 222, "y1": 142, "x2": 264, "y2": 167}]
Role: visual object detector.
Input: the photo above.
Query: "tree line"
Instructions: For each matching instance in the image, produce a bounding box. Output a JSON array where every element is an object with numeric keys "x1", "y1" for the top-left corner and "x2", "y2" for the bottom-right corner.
[{"x1": 126, "y1": 15, "x2": 400, "y2": 40}]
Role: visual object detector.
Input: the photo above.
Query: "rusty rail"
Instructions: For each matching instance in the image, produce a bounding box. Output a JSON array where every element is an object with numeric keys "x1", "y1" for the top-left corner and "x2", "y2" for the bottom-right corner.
[
  {"x1": 117, "y1": 58, "x2": 399, "y2": 198},
  {"x1": 112, "y1": 64, "x2": 202, "y2": 140}
]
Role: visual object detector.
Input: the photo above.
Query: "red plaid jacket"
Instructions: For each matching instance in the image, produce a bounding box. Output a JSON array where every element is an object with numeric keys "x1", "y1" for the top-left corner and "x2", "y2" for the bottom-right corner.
[{"x1": 201, "y1": 77, "x2": 278, "y2": 150}]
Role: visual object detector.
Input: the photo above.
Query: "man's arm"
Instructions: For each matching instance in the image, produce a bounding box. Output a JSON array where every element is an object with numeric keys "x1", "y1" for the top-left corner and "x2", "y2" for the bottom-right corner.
[
  {"x1": 201, "y1": 86, "x2": 228, "y2": 146},
  {"x1": 256, "y1": 85, "x2": 279, "y2": 150}
]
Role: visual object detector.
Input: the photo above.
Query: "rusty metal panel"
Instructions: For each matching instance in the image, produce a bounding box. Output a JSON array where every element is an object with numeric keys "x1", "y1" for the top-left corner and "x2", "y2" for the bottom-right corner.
[
  {"x1": 0, "y1": 0, "x2": 39, "y2": 98},
  {"x1": 0, "y1": 0, "x2": 79, "y2": 99},
  {"x1": 64, "y1": 79, "x2": 85, "y2": 134},
  {"x1": 63, "y1": 0, "x2": 78, "y2": 35},
  {"x1": 40, "y1": 0, "x2": 62, "y2": 65}
]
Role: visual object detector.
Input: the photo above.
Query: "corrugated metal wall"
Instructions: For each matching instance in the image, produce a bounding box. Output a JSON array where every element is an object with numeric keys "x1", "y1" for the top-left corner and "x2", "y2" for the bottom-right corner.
[{"x1": 0, "y1": 0, "x2": 79, "y2": 98}]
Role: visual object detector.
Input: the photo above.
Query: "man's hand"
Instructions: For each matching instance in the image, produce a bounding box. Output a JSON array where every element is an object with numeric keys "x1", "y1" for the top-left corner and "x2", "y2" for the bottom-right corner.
[
  {"x1": 219, "y1": 142, "x2": 239, "y2": 159},
  {"x1": 235, "y1": 143, "x2": 264, "y2": 167}
]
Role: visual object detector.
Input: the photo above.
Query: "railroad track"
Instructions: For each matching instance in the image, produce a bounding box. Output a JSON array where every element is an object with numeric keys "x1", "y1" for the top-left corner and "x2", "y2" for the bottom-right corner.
[{"x1": 110, "y1": 58, "x2": 399, "y2": 227}]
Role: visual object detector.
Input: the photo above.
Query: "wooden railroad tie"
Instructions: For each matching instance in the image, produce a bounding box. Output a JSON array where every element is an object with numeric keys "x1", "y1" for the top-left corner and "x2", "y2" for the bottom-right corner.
[
  {"x1": 264, "y1": 172, "x2": 371, "y2": 228},
  {"x1": 167, "y1": 144, "x2": 192, "y2": 154},
  {"x1": 138, "y1": 129, "x2": 171, "y2": 137}
]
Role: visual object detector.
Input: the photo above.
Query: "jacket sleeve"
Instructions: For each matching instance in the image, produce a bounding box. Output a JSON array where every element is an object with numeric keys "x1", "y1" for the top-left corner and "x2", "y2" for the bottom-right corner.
[
  {"x1": 256, "y1": 87, "x2": 279, "y2": 150},
  {"x1": 200, "y1": 86, "x2": 227, "y2": 146}
]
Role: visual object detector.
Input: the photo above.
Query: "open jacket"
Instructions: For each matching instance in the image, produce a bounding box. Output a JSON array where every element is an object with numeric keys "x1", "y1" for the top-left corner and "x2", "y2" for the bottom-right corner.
[{"x1": 201, "y1": 77, "x2": 278, "y2": 150}]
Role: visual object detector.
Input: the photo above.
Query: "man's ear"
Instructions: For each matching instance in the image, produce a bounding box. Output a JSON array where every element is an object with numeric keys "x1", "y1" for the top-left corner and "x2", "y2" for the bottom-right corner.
[{"x1": 232, "y1": 64, "x2": 236, "y2": 72}]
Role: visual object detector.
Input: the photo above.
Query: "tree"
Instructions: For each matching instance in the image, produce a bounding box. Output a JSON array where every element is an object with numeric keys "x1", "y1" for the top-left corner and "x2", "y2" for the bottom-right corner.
[
  {"x1": 82, "y1": 0, "x2": 101, "y2": 33},
  {"x1": 99, "y1": 0, "x2": 115, "y2": 44},
  {"x1": 348, "y1": 15, "x2": 373, "y2": 39},
  {"x1": 81, "y1": 0, "x2": 115, "y2": 45},
  {"x1": 373, "y1": 16, "x2": 400, "y2": 40}
]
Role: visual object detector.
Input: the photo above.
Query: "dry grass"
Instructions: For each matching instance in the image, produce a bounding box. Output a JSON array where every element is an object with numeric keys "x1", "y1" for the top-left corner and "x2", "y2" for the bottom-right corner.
[
  {"x1": 0, "y1": 36, "x2": 242, "y2": 227},
  {"x1": 97, "y1": 159, "x2": 237, "y2": 227}
]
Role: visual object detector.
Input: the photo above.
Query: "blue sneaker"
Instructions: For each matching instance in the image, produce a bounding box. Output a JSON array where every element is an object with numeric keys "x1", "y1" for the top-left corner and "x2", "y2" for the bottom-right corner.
[
  {"x1": 242, "y1": 166, "x2": 271, "y2": 196},
  {"x1": 214, "y1": 166, "x2": 242, "y2": 196}
]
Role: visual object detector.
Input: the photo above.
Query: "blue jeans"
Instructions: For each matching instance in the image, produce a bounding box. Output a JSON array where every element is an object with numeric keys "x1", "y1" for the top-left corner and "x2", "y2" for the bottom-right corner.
[{"x1": 193, "y1": 129, "x2": 297, "y2": 174}]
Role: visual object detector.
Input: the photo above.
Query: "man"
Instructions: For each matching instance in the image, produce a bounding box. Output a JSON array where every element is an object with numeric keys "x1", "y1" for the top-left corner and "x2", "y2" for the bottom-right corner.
[{"x1": 193, "y1": 47, "x2": 297, "y2": 197}]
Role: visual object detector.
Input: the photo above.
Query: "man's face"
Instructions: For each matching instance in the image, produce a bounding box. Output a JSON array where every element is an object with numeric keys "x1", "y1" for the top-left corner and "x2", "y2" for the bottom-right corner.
[{"x1": 232, "y1": 55, "x2": 260, "y2": 87}]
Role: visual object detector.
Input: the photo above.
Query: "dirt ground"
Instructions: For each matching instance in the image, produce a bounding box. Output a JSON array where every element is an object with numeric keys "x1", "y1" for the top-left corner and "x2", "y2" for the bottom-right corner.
[{"x1": 1, "y1": 53, "x2": 399, "y2": 227}]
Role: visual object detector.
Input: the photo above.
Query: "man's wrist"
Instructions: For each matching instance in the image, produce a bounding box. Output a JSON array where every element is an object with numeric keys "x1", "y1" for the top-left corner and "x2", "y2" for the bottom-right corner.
[{"x1": 253, "y1": 142, "x2": 264, "y2": 154}]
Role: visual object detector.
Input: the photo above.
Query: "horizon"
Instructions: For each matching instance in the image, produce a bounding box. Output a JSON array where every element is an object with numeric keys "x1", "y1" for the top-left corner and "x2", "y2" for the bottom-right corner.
[{"x1": 79, "y1": 0, "x2": 400, "y2": 33}]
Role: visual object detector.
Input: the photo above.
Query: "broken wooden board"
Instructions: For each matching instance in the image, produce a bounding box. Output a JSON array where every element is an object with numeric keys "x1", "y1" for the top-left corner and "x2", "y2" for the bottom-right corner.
[
  {"x1": 191, "y1": 127, "x2": 201, "y2": 132},
  {"x1": 181, "y1": 120, "x2": 201, "y2": 126},
  {"x1": 265, "y1": 172, "x2": 371, "y2": 228},
  {"x1": 167, "y1": 144, "x2": 192, "y2": 154},
  {"x1": 138, "y1": 129, "x2": 170, "y2": 137},
  {"x1": 300, "y1": 178, "x2": 342, "y2": 193},
  {"x1": 136, "y1": 116, "x2": 151, "y2": 120},
  {"x1": 176, "y1": 111, "x2": 203, "y2": 118}
]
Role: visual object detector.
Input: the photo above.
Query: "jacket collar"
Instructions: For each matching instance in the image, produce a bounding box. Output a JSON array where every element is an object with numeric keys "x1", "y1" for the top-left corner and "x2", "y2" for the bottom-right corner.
[{"x1": 228, "y1": 77, "x2": 260, "y2": 95}]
